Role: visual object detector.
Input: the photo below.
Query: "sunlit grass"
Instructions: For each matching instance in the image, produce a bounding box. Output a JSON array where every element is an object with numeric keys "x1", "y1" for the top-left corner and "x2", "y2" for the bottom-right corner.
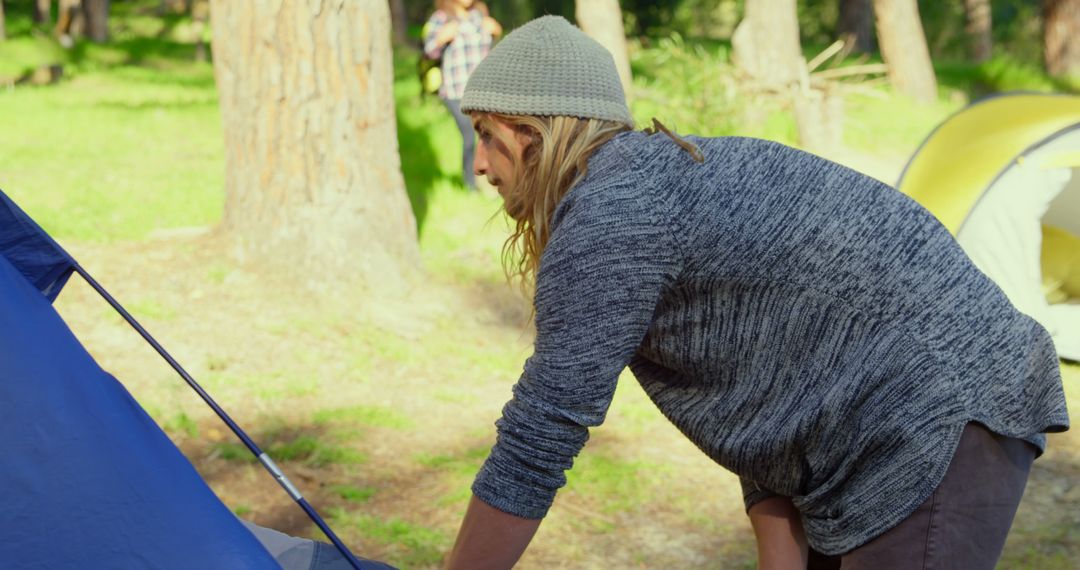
[{"x1": 331, "y1": 509, "x2": 450, "y2": 568}]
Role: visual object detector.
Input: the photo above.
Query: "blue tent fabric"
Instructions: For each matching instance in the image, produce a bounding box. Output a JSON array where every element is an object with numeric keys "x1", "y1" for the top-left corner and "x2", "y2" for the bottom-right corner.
[
  {"x1": 0, "y1": 193, "x2": 280, "y2": 568},
  {"x1": 0, "y1": 192, "x2": 75, "y2": 301}
]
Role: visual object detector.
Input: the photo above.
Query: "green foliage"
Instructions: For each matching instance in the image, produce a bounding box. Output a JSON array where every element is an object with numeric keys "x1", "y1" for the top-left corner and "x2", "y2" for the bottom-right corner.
[{"x1": 0, "y1": 36, "x2": 68, "y2": 81}]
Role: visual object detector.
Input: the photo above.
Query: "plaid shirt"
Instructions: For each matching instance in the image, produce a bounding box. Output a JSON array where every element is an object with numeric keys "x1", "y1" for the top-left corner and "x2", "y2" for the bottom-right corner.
[{"x1": 423, "y1": 9, "x2": 493, "y2": 100}]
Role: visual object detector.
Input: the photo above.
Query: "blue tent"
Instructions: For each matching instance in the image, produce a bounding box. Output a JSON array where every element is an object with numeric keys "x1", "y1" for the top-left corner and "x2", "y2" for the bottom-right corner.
[{"x1": 0, "y1": 191, "x2": 389, "y2": 569}]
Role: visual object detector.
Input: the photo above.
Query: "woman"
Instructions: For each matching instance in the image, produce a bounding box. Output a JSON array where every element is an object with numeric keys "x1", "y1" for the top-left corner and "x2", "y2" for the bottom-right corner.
[
  {"x1": 423, "y1": 0, "x2": 501, "y2": 190},
  {"x1": 446, "y1": 16, "x2": 1069, "y2": 570}
]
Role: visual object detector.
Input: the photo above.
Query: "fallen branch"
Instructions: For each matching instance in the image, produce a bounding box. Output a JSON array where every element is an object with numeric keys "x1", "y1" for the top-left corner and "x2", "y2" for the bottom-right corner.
[
  {"x1": 812, "y1": 63, "x2": 889, "y2": 81},
  {"x1": 807, "y1": 40, "x2": 846, "y2": 73}
]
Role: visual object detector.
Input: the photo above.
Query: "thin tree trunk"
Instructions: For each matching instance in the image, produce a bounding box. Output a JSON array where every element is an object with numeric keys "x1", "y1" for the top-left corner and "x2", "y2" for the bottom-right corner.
[
  {"x1": 82, "y1": 0, "x2": 108, "y2": 42},
  {"x1": 872, "y1": 0, "x2": 937, "y2": 103},
  {"x1": 33, "y1": 0, "x2": 52, "y2": 25},
  {"x1": 192, "y1": 0, "x2": 208, "y2": 62},
  {"x1": 732, "y1": 0, "x2": 805, "y2": 89},
  {"x1": 0, "y1": 1, "x2": 6, "y2": 42},
  {"x1": 388, "y1": 0, "x2": 407, "y2": 45},
  {"x1": 159, "y1": 0, "x2": 188, "y2": 14},
  {"x1": 55, "y1": 0, "x2": 83, "y2": 42},
  {"x1": 963, "y1": 0, "x2": 992, "y2": 63},
  {"x1": 1045, "y1": 0, "x2": 1080, "y2": 78},
  {"x1": 210, "y1": 0, "x2": 419, "y2": 292},
  {"x1": 838, "y1": 0, "x2": 874, "y2": 54},
  {"x1": 575, "y1": 0, "x2": 633, "y2": 100}
]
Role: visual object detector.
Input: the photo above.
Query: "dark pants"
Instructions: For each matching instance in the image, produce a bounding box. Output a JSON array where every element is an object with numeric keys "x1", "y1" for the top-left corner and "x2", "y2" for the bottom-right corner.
[
  {"x1": 808, "y1": 422, "x2": 1036, "y2": 570},
  {"x1": 441, "y1": 97, "x2": 476, "y2": 189}
]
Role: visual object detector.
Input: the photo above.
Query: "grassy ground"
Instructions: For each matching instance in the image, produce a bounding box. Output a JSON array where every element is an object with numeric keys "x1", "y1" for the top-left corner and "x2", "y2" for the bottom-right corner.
[{"x1": 1, "y1": 5, "x2": 1078, "y2": 568}]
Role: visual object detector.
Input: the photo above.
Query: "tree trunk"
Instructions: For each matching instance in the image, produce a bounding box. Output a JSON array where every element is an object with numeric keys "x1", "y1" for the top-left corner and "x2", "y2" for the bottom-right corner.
[
  {"x1": 872, "y1": 0, "x2": 937, "y2": 103},
  {"x1": 192, "y1": 0, "x2": 208, "y2": 62},
  {"x1": 575, "y1": 0, "x2": 633, "y2": 101},
  {"x1": 963, "y1": 0, "x2": 992, "y2": 63},
  {"x1": 1045, "y1": 0, "x2": 1080, "y2": 78},
  {"x1": 159, "y1": 0, "x2": 188, "y2": 15},
  {"x1": 838, "y1": 0, "x2": 874, "y2": 54},
  {"x1": 55, "y1": 0, "x2": 84, "y2": 42},
  {"x1": 82, "y1": 0, "x2": 108, "y2": 42},
  {"x1": 33, "y1": 0, "x2": 52, "y2": 25},
  {"x1": 0, "y1": 1, "x2": 6, "y2": 42},
  {"x1": 732, "y1": 0, "x2": 805, "y2": 89},
  {"x1": 210, "y1": 0, "x2": 419, "y2": 293},
  {"x1": 388, "y1": 0, "x2": 407, "y2": 46}
]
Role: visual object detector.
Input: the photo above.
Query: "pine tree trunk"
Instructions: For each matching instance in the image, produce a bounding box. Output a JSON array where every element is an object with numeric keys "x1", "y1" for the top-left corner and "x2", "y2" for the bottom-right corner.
[
  {"x1": 575, "y1": 0, "x2": 633, "y2": 100},
  {"x1": 1045, "y1": 0, "x2": 1080, "y2": 78},
  {"x1": 388, "y1": 0, "x2": 408, "y2": 46},
  {"x1": 191, "y1": 0, "x2": 208, "y2": 62},
  {"x1": 82, "y1": 0, "x2": 108, "y2": 42},
  {"x1": 159, "y1": 0, "x2": 188, "y2": 15},
  {"x1": 732, "y1": 0, "x2": 805, "y2": 89},
  {"x1": 838, "y1": 0, "x2": 874, "y2": 54},
  {"x1": 210, "y1": 0, "x2": 419, "y2": 293},
  {"x1": 33, "y1": 0, "x2": 51, "y2": 25},
  {"x1": 55, "y1": 0, "x2": 83, "y2": 40},
  {"x1": 872, "y1": 0, "x2": 937, "y2": 103},
  {"x1": 963, "y1": 0, "x2": 992, "y2": 63}
]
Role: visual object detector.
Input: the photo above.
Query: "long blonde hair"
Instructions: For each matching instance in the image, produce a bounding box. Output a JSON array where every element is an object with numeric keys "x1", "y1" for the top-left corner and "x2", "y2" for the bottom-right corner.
[{"x1": 475, "y1": 113, "x2": 631, "y2": 289}]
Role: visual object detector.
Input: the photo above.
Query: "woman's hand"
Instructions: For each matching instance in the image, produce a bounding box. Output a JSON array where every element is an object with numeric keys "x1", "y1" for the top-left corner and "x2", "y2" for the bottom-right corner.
[
  {"x1": 748, "y1": 496, "x2": 808, "y2": 570},
  {"x1": 434, "y1": 19, "x2": 460, "y2": 47},
  {"x1": 481, "y1": 16, "x2": 502, "y2": 38}
]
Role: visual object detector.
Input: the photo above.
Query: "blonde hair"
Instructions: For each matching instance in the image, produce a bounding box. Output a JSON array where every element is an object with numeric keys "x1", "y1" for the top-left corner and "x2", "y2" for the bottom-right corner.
[{"x1": 475, "y1": 113, "x2": 631, "y2": 289}]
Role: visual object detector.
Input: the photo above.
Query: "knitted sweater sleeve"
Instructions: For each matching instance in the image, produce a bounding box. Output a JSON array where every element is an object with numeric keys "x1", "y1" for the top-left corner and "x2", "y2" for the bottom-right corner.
[{"x1": 471, "y1": 181, "x2": 682, "y2": 519}]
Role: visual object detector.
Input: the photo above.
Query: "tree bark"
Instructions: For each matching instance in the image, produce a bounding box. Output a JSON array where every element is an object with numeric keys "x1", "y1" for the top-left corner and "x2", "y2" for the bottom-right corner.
[
  {"x1": 838, "y1": 0, "x2": 874, "y2": 54},
  {"x1": 82, "y1": 0, "x2": 108, "y2": 42},
  {"x1": 388, "y1": 0, "x2": 407, "y2": 46},
  {"x1": 55, "y1": 0, "x2": 83, "y2": 41},
  {"x1": 732, "y1": 0, "x2": 805, "y2": 89},
  {"x1": 1045, "y1": 0, "x2": 1080, "y2": 78},
  {"x1": 210, "y1": 0, "x2": 419, "y2": 293},
  {"x1": 159, "y1": 0, "x2": 189, "y2": 15},
  {"x1": 872, "y1": 0, "x2": 937, "y2": 103},
  {"x1": 34, "y1": 0, "x2": 52, "y2": 25},
  {"x1": 191, "y1": 0, "x2": 208, "y2": 62},
  {"x1": 963, "y1": 0, "x2": 992, "y2": 63},
  {"x1": 575, "y1": 0, "x2": 633, "y2": 101},
  {"x1": 0, "y1": 1, "x2": 6, "y2": 42}
]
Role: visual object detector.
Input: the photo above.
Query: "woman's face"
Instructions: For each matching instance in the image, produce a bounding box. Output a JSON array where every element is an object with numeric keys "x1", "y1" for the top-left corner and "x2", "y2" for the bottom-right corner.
[{"x1": 472, "y1": 115, "x2": 527, "y2": 198}]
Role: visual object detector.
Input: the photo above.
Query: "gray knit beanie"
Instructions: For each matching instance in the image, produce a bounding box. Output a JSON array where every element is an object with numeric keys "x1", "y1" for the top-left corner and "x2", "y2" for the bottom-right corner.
[{"x1": 460, "y1": 16, "x2": 633, "y2": 127}]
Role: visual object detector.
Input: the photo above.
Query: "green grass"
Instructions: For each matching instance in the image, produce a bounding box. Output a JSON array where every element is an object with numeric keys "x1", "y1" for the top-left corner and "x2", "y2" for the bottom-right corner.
[
  {"x1": 331, "y1": 509, "x2": 450, "y2": 568},
  {"x1": 330, "y1": 484, "x2": 378, "y2": 504},
  {"x1": 313, "y1": 406, "x2": 414, "y2": 430}
]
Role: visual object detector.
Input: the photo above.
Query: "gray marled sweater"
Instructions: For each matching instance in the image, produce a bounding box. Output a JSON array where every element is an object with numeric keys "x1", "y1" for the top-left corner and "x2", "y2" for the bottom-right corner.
[{"x1": 471, "y1": 131, "x2": 1070, "y2": 555}]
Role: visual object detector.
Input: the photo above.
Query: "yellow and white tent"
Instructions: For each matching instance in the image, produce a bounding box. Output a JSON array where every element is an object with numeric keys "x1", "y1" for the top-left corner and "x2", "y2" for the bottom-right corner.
[{"x1": 898, "y1": 93, "x2": 1080, "y2": 361}]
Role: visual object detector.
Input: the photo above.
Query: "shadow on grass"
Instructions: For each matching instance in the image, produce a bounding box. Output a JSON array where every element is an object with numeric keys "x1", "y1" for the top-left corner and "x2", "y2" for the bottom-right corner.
[{"x1": 396, "y1": 104, "x2": 441, "y2": 236}]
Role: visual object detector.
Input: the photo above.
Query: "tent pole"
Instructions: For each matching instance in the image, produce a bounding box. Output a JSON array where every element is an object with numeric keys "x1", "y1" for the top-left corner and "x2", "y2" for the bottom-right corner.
[{"x1": 73, "y1": 264, "x2": 367, "y2": 570}]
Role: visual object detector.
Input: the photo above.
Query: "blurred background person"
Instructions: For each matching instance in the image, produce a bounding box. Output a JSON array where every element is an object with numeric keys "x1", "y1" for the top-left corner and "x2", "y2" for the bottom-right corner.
[{"x1": 422, "y1": 0, "x2": 502, "y2": 191}]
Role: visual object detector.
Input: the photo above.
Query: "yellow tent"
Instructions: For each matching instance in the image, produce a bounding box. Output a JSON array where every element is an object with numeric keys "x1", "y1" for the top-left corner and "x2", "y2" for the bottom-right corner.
[{"x1": 897, "y1": 93, "x2": 1080, "y2": 361}]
